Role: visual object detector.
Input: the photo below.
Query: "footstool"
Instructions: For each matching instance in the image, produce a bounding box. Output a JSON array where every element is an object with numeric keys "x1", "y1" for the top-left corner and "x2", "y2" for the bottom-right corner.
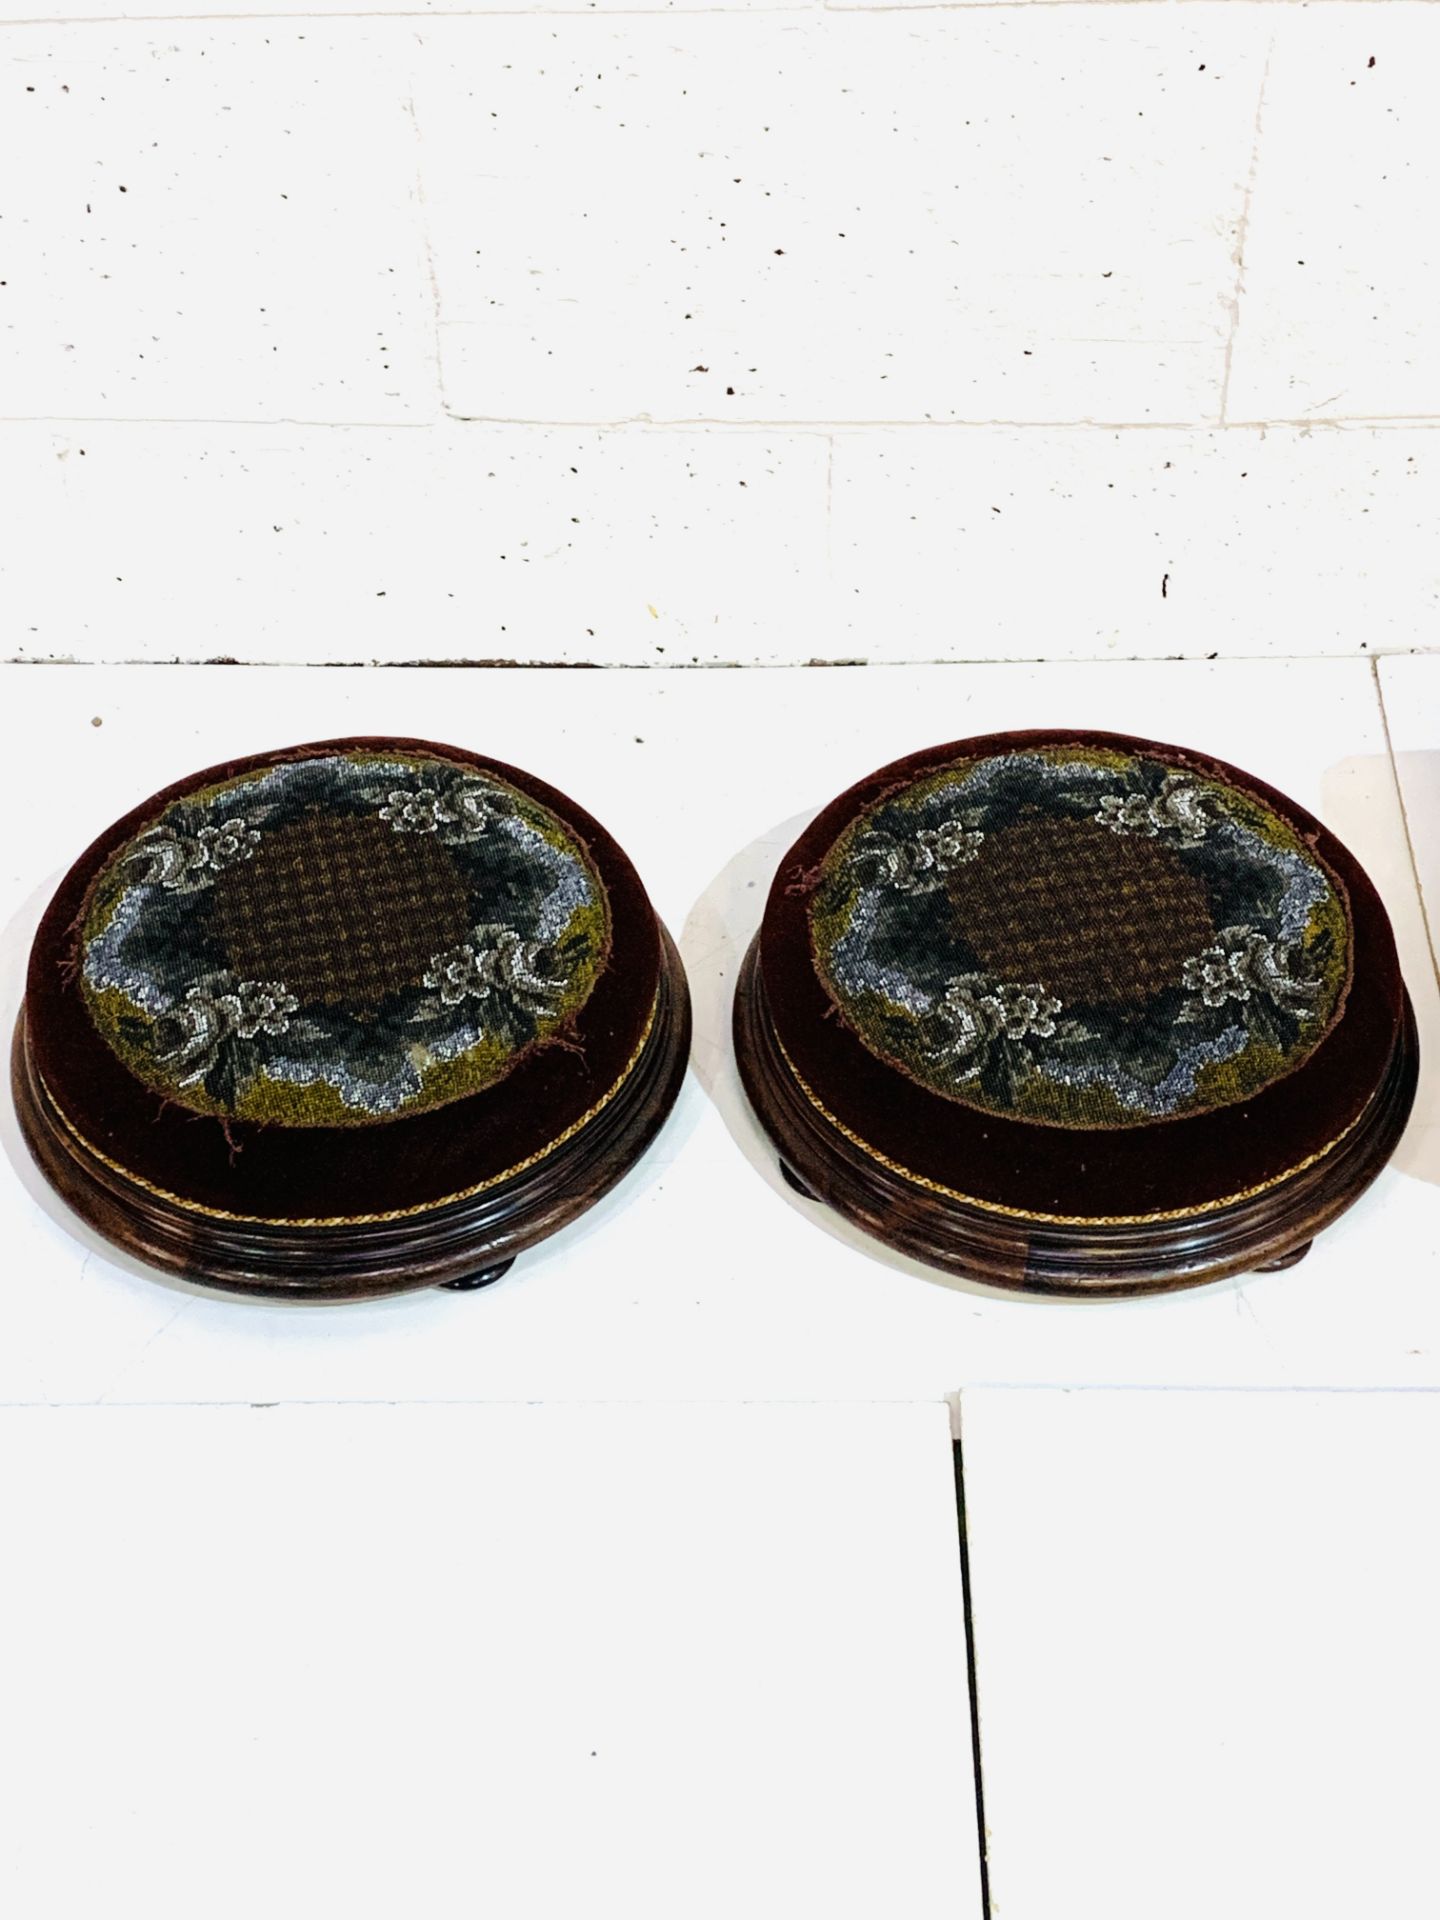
[
  {"x1": 15, "y1": 738, "x2": 690, "y2": 1301},
  {"x1": 734, "y1": 730, "x2": 1417, "y2": 1296}
]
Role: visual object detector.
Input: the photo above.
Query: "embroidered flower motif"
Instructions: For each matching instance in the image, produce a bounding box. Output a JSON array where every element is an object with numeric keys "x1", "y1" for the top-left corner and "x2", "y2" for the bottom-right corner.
[
  {"x1": 376, "y1": 775, "x2": 514, "y2": 843},
  {"x1": 1095, "y1": 793, "x2": 1157, "y2": 836},
  {"x1": 421, "y1": 925, "x2": 565, "y2": 1021},
  {"x1": 423, "y1": 943, "x2": 488, "y2": 1007},
  {"x1": 924, "y1": 973, "x2": 1066, "y2": 1082},
  {"x1": 379, "y1": 787, "x2": 449, "y2": 834},
  {"x1": 810, "y1": 749, "x2": 1349, "y2": 1124},
  {"x1": 446, "y1": 780, "x2": 512, "y2": 841},
  {"x1": 1179, "y1": 926, "x2": 1322, "y2": 1017},
  {"x1": 1096, "y1": 774, "x2": 1214, "y2": 848},
  {"x1": 229, "y1": 979, "x2": 300, "y2": 1038},
  {"x1": 853, "y1": 815, "x2": 985, "y2": 893},
  {"x1": 925, "y1": 977, "x2": 994, "y2": 1076},
  {"x1": 197, "y1": 820, "x2": 262, "y2": 870},
  {"x1": 125, "y1": 815, "x2": 263, "y2": 893},
  {"x1": 80, "y1": 753, "x2": 609, "y2": 1124},
  {"x1": 158, "y1": 975, "x2": 299, "y2": 1085},
  {"x1": 990, "y1": 982, "x2": 1064, "y2": 1040}
]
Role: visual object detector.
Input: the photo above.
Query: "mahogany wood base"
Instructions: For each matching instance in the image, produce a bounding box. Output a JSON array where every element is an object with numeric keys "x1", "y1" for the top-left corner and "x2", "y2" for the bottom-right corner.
[
  {"x1": 13, "y1": 928, "x2": 691, "y2": 1304},
  {"x1": 735, "y1": 938, "x2": 1418, "y2": 1299},
  {"x1": 1255, "y1": 1241, "x2": 1313, "y2": 1273},
  {"x1": 779, "y1": 1160, "x2": 820, "y2": 1202},
  {"x1": 437, "y1": 1258, "x2": 517, "y2": 1292}
]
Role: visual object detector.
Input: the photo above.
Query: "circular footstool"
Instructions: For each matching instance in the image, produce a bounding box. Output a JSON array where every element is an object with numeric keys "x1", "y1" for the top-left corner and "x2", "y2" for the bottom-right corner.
[
  {"x1": 734, "y1": 730, "x2": 1417, "y2": 1296},
  {"x1": 15, "y1": 738, "x2": 690, "y2": 1301}
]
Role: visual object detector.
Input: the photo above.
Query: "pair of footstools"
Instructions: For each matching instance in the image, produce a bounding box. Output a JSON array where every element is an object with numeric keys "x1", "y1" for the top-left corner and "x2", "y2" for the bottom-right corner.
[{"x1": 14, "y1": 732, "x2": 1417, "y2": 1301}]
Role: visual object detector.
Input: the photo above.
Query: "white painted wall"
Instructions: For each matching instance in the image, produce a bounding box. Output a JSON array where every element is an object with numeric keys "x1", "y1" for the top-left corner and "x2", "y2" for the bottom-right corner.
[{"x1": 2, "y1": 5, "x2": 1438, "y2": 666}]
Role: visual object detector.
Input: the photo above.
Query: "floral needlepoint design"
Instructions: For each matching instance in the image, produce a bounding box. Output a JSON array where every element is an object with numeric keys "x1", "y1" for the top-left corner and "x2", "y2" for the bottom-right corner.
[
  {"x1": 423, "y1": 941, "x2": 497, "y2": 1008},
  {"x1": 922, "y1": 974, "x2": 1082, "y2": 1102},
  {"x1": 79, "y1": 752, "x2": 610, "y2": 1126},
  {"x1": 378, "y1": 788, "x2": 452, "y2": 835},
  {"x1": 419, "y1": 926, "x2": 566, "y2": 1026},
  {"x1": 158, "y1": 975, "x2": 306, "y2": 1089},
  {"x1": 124, "y1": 812, "x2": 268, "y2": 893},
  {"x1": 1179, "y1": 927, "x2": 1323, "y2": 1026},
  {"x1": 373, "y1": 773, "x2": 515, "y2": 844},
  {"x1": 1094, "y1": 772, "x2": 1215, "y2": 847},
  {"x1": 809, "y1": 748, "x2": 1350, "y2": 1128},
  {"x1": 851, "y1": 814, "x2": 985, "y2": 893}
]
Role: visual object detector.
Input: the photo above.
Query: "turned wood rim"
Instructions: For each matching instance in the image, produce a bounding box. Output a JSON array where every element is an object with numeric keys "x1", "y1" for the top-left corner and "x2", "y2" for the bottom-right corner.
[
  {"x1": 13, "y1": 926, "x2": 692, "y2": 1303},
  {"x1": 733, "y1": 935, "x2": 1418, "y2": 1297}
]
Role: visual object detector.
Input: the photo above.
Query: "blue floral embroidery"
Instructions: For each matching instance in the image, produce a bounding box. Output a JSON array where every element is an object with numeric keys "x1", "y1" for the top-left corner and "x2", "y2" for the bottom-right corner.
[
  {"x1": 80, "y1": 753, "x2": 609, "y2": 1125},
  {"x1": 810, "y1": 750, "x2": 1348, "y2": 1128}
]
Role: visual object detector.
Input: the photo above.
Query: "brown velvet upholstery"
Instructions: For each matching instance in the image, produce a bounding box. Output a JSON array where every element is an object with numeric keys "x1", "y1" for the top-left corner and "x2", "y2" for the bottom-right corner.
[
  {"x1": 757, "y1": 730, "x2": 1407, "y2": 1220},
  {"x1": 26, "y1": 738, "x2": 662, "y2": 1222}
]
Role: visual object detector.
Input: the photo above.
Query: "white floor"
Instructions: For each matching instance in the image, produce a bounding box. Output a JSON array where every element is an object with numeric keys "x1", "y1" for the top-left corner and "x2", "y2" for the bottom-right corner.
[
  {"x1": 0, "y1": 1402, "x2": 979, "y2": 1920},
  {"x1": 962, "y1": 1387, "x2": 1440, "y2": 1920}
]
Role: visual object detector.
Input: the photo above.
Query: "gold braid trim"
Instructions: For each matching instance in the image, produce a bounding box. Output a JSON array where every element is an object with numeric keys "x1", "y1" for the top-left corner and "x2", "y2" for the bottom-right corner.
[
  {"x1": 38, "y1": 993, "x2": 659, "y2": 1228},
  {"x1": 774, "y1": 1034, "x2": 1361, "y2": 1227}
]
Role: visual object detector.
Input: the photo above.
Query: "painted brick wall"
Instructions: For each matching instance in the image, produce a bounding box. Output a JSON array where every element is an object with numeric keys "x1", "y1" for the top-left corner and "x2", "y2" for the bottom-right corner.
[{"x1": 4, "y1": 3, "x2": 1437, "y2": 665}]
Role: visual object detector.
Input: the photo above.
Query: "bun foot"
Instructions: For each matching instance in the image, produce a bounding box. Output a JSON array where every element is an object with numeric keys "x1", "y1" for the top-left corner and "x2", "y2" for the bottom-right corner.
[
  {"x1": 1256, "y1": 1240, "x2": 1313, "y2": 1273},
  {"x1": 438, "y1": 1257, "x2": 516, "y2": 1292},
  {"x1": 780, "y1": 1160, "x2": 820, "y2": 1202}
]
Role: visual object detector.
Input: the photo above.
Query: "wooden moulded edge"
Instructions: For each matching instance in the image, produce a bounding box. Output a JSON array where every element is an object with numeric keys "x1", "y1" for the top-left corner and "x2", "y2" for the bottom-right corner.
[
  {"x1": 13, "y1": 926, "x2": 692, "y2": 1304},
  {"x1": 732, "y1": 935, "x2": 1419, "y2": 1298}
]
